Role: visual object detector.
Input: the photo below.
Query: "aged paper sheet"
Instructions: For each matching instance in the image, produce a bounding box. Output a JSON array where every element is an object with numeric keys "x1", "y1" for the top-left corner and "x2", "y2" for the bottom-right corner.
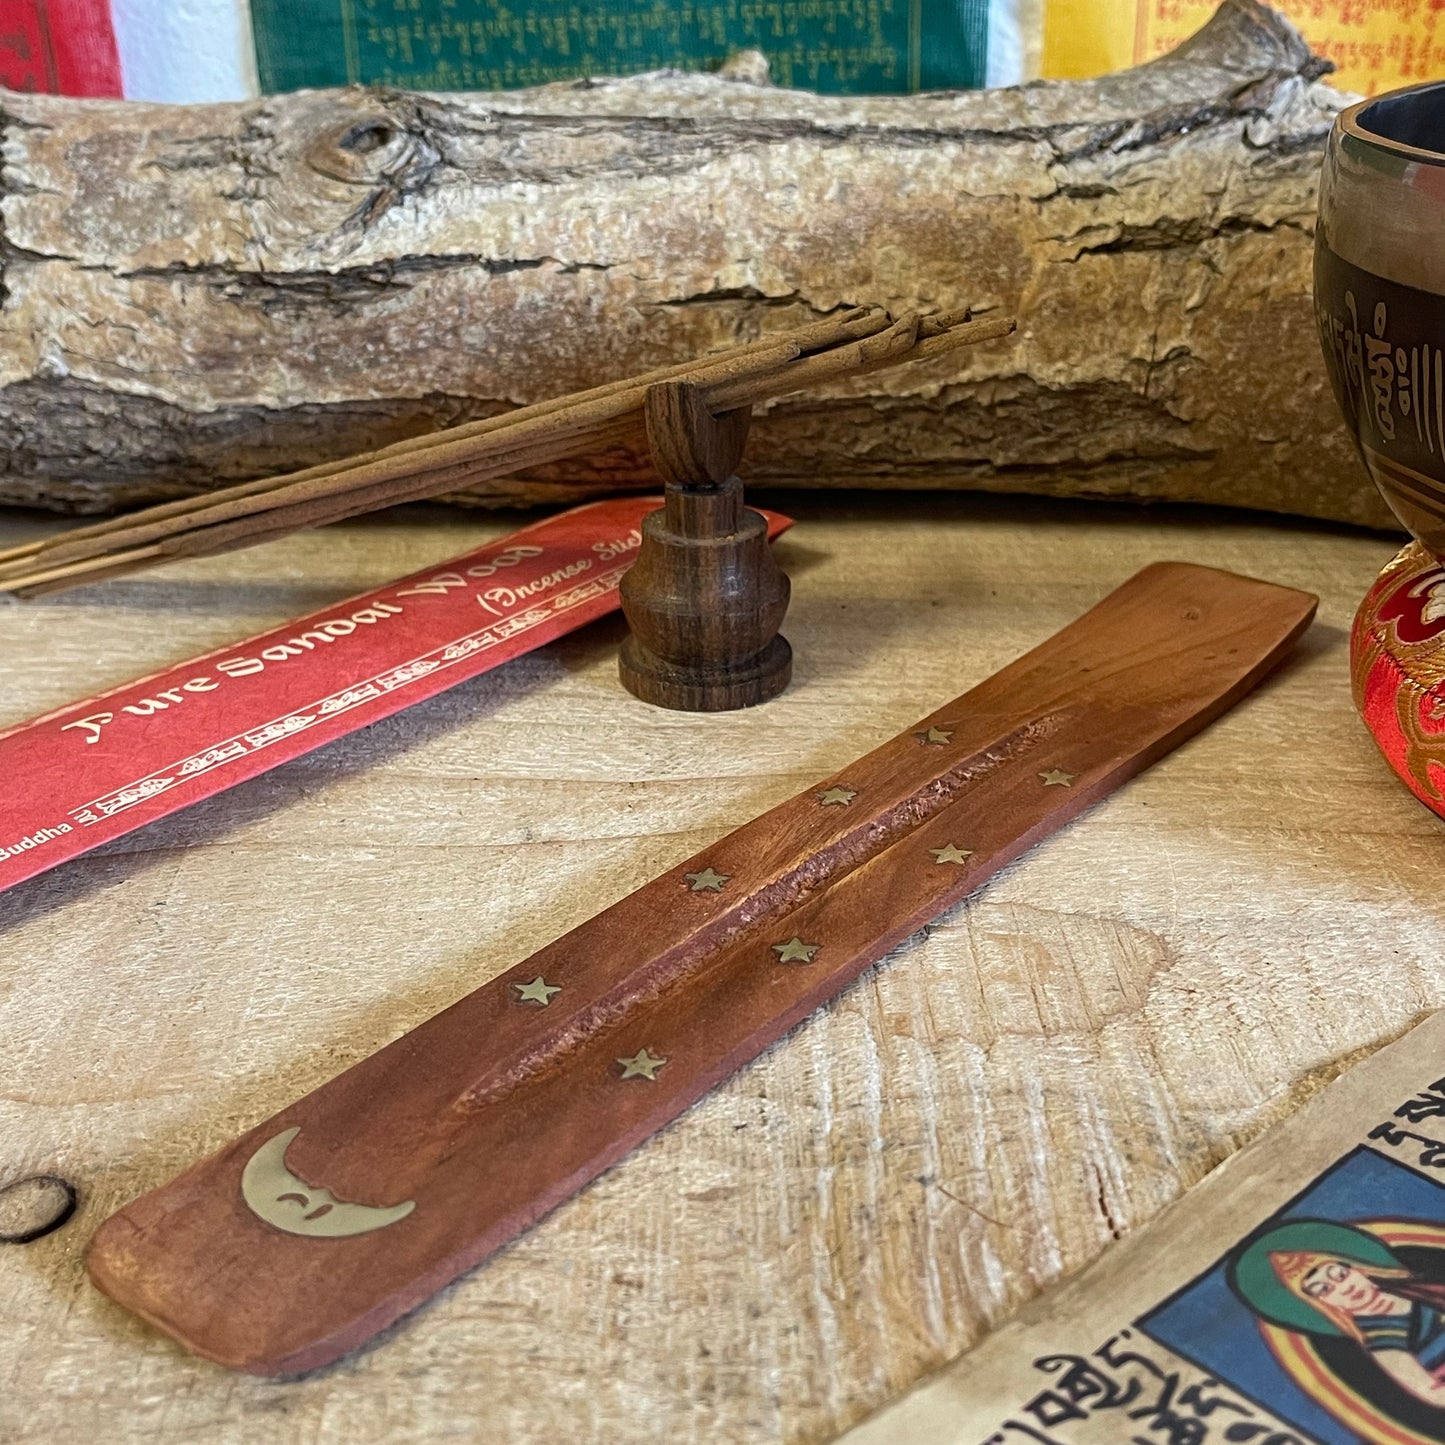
[{"x1": 844, "y1": 1012, "x2": 1445, "y2": 1445}]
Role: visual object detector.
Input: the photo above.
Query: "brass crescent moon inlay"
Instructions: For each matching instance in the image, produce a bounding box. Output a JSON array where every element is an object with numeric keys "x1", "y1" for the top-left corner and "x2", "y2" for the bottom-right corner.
[{"x1": 240, "y1": 1128, "x2": 416, "y2": 1238}]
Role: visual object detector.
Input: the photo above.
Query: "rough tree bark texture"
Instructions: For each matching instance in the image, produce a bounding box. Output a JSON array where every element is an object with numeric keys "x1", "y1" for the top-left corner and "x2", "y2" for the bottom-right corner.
[{"x1": 0, "y1": 0, "x2": 1389, "y2": 527}]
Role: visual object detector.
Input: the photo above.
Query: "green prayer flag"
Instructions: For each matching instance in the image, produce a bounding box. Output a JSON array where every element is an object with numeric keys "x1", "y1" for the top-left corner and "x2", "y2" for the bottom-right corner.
[{"x1": 251, "y1": 0, "x2": 990, "y2": 96}]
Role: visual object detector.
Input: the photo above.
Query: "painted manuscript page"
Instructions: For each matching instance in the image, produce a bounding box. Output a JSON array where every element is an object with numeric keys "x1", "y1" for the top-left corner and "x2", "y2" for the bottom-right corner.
[{"x1": 841, "y1": 1012, "x2": 1445, "y2": 1445}]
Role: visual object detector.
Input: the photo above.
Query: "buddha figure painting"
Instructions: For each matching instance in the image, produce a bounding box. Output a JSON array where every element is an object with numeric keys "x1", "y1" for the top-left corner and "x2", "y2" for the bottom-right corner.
[{"x1": 1142, "y1": 1148, "x2": 1445, "y2": 1445}]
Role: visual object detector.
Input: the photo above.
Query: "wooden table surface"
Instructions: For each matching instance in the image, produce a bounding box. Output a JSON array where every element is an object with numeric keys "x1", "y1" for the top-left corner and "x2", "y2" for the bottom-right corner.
[{"x1": 0, "y1": 492, "x2": 1435, "y2": 1443}]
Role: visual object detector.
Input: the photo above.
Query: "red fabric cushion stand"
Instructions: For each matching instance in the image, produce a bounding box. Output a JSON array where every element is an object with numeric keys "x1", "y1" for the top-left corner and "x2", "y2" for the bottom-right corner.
[{"x1": 1353, "y1": 541, "x2": 1445, "y2": 817}]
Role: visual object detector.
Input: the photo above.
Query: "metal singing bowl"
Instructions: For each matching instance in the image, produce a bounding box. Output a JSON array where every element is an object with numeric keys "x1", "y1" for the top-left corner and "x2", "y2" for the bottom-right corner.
[{"x1": 1316, "y1": 80, "x2": 1445, "y2": 558}]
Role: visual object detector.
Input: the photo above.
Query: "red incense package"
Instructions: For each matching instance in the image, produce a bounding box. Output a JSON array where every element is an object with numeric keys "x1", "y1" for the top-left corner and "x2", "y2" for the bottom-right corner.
[{"x1": 0, "y1": 498, "x2": 791, "y2": 896}]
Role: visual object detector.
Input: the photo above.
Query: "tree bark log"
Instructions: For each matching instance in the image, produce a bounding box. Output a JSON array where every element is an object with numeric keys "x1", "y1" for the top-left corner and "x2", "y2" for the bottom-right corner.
[{"x1": 0, "y1": 0, "x2": 1389, "y2": 528}]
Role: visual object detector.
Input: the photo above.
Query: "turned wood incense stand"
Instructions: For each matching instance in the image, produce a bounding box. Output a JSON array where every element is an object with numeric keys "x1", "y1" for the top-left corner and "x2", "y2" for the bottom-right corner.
[
  {"x1": 619, "y1": 383, "x2": 790, "y2": 710},
  {"x1": 86, "y1": 562, "x2": 1317, "y2": 1376},
  {"x1": 0, "y1": 307, "x2": 1011, "y2": 713}
]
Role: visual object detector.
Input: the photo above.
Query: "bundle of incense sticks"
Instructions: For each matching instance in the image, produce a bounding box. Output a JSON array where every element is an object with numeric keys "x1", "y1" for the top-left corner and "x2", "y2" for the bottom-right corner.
[{"x1": 0, "y1": 307, "x2": 1013, "y2": 598}]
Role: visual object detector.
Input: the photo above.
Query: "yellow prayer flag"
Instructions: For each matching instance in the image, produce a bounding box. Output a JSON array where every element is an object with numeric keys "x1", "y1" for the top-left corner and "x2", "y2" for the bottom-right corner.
[{"x1": 1043, "y1": 0, "x2": 1445, "y2": 97}]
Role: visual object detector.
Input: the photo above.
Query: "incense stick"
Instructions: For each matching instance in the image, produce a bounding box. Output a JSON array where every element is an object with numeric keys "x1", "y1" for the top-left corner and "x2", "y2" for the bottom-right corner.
[
  {"x1": 0, "y1": 308, "x2": 1013, "y2": 596},
  {"x1": 0, "y1": 309, "x2": 884, "y2": 571}
]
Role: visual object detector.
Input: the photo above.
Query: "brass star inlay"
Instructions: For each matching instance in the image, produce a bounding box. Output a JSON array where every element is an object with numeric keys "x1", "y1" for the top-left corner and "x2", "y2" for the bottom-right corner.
[
  {"x1": 514, "y1": 975, "x2": 562, "y2": 1006},
  {"x1": 772, "y1": 937, "x2": 820, "y2": 964},
  {"x1": 617, "y1": 1048, "x2": 667, "y2": 1081},
  {"x1": 930, "y1": 844, "x2": 973, "y2": 865},
  {"x1": 1039, "y1": 768, "x2": 1076, "y2": 787},
  {"x1": 817, "y1": 786, "x2": 857, "y2": 807},
  {"x1": 915, "y1": 726, "x2": 953, "y2": 745},
  {"x1": 685, "y1": 867, "x2": 730, "y2": 892}
]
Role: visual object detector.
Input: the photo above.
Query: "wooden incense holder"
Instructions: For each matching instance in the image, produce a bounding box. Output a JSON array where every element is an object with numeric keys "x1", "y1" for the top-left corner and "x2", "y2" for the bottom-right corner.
[
  {"x1": 619, "y1": 383, "x2": 790, "y2": 710},
  {"x1": 86, "y1": 563, "x2": 1316, "y2": 1375}
]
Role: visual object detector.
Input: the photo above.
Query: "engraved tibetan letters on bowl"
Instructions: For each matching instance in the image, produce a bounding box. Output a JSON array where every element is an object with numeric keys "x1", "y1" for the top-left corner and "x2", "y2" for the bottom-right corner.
[{"x1": 1316, "y1": 81, "x2": 1445, "y2": 557}]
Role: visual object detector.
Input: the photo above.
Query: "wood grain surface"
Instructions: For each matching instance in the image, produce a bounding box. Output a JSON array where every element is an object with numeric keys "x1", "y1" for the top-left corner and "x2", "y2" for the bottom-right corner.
[{"x1": 0, "y1": 492, "x2": 1433, "y2": 1442}]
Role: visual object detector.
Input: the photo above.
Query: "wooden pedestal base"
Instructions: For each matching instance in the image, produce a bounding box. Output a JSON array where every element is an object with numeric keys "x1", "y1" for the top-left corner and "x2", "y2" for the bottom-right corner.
[
  {"x1": 618, "y1": 383, "x2": 791, "y2": 711},
  {"x1": 620, "y1": 630, "x2": 792, "y2": 713}
]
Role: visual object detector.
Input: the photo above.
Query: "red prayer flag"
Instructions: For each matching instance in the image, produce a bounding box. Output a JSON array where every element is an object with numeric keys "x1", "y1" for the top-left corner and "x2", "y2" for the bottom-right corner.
[{"x1": 0, "y1": 0, "x2": 121, "y2": 96}]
